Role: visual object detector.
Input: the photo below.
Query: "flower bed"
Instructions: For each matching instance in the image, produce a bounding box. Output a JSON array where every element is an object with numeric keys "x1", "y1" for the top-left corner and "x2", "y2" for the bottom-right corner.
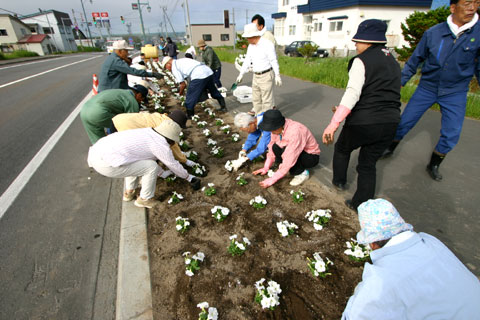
[{"x1": 146, "y1": 81, "x2": 364, "y2": 319}]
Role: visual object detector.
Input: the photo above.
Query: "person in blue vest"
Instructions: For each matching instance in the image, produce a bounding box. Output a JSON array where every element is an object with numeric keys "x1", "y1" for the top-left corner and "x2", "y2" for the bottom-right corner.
[
  {"x1": 322, "y1": 19, "x2": 401, "y2": 211},
  {"x1": 381, "y1": 0, "x2": 480, "y2": 181}
]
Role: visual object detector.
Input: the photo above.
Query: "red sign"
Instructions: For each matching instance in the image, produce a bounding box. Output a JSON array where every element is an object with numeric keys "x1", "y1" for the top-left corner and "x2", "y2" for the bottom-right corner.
[
  {"x1": 101, "y1": 12, "x2": 109, "y2": 17},
  {"x1": 92, "y1": 12, "x2": 100, "y2": 18},
  {"x1": 131, "y1": 3, "x2": 138, "y2": 10}
]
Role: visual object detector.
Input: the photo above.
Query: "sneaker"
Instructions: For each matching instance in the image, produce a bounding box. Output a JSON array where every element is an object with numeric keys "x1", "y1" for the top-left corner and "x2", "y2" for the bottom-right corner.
[
  {"x1": 134, "y1": 197, "x2": 161, "y2": 208},
  {"x1": 290, "y1": 170, "x2": 309, "y2": 186},
  {"x1": 123, "y1": 190, "x2": 136, "y2": 202}
]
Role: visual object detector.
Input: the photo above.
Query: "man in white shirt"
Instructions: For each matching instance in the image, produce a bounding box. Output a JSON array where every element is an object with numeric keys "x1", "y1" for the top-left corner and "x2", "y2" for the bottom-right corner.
[
  {"x1": 236, "y1": 23, "x2": 281, "y2": 115},
  {"x1": 87, "y1": 119, "x2": 201, "y2": 208},
  {"x1": 161, "y1": 57, "x2": 226, "y2": 118},
  {"x1": 251, "y1": 14, "x2": 276, "y2": 45}
]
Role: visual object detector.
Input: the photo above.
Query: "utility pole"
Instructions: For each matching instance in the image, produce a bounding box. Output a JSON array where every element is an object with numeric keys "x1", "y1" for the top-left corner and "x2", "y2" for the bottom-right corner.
[
  {"x1": 232, "y1": 8, "x2": 236, "y2": 52},
  {"x1": 135, "y1": 0, "x2": 151, "y2": 43},
  {"x1": 162, "y1": 7, "x2": 168, "y2": 38},
  {"x1": 246, "y1": 9, "x2": 248, "y2": 25},
  {"x1": 184, "y1": 0, "x2": 193, "y2": 45},
  {"x1": 40, "y1": 9, "x2": 60, "y2": 51},
  {"x1": 126, "y1": 22, "x2": 132, "y2": 34},
  {"x1": 79, "y1": 0, "x2": 94, "y2": 47},
  {"x1": 162, "y1": 7, "x2": 179, "y2": 41}
]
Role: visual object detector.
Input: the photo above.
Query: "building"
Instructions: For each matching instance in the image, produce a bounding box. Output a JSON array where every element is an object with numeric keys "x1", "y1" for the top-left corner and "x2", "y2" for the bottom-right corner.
[
  {"x1": 20, "y1": 10, "x2": 77, "y2": 52},
  {"x1": 271, "y1": 0, "x2": 432, "y2": 56},
  {"x1": 0, "y1": 14, "x2": 53, "y2": 55},
  {"x1": 191, "y1": 23, "x2": 235, "y2": 47}
]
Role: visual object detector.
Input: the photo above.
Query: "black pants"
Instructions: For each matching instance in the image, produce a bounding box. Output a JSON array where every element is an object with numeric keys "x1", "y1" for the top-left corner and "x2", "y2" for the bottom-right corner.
[
  {"x1": 273, "y1": 143, "x2": 319, "y2": 176},
  {"x1": 333, "y1": 123, "x2": 398, "y2": 209},
  {"x1": 186, "y1": 75, "x2": 224, "y2": 110}
]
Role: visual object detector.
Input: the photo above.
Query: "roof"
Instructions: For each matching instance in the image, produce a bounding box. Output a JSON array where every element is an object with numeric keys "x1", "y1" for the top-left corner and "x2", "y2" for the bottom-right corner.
[
  {"x1": 20, "y1": 9, "x2": 72, "y2": 26},
  {"x1": 18, "y1": 34, "x2": 48, "y2": 44},
  {"x1": 297, "y1": 0, "x2": 432, "y2": 13},
  {"x1": 0, "y1": 14, "x2": 32, "y2": 29},
  {"x1": 271, "y1": 12, "x2": 287, "y2": 19}
]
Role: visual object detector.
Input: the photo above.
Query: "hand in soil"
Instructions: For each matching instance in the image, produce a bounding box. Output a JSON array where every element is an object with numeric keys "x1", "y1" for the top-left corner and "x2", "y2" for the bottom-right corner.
[
  {"x1": 253, "y1": 168, "x2": 268, "y2": 175},
  {"x1": 259, "y1": 177, "x2": 275, "y2": 188}
]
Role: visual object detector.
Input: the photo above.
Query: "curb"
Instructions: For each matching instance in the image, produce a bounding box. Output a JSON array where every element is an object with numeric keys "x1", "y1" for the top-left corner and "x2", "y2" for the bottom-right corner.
[
  {"x1": 116, "y1": 201, "x2": 153, "y2": 320},
  {"x1": 0, "y1": 55, "x2": 63, "y2": 66}
]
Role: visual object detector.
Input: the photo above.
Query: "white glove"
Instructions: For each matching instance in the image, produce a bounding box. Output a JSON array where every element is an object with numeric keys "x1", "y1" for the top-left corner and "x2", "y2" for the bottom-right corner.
[
  {"x1": 231, "y1": 156, "x2": 249, "y2": 172},
  {"x1": 236, "y1": 74, "x2": 243, "y2": 84},
  {"x1": 187, "y1": 174, "x2": 195, "y2": 182},
  {"x1": 238, "y1": 150, "x2": 247, "y2": 158},
  {"x1": 275, "y1": 75, "x2": 282, "y2": 86},
  {"x1": 159, "y1": 170, "x2": 173, "y2": 179},
  {"x1": 185, "y1": 160, "x2": 198, "y2": 167}
]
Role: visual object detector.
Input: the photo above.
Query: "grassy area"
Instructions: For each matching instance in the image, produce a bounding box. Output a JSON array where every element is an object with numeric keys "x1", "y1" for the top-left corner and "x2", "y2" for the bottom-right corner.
[
  {"x1": 0, "y1": 50, "x2": 39, "y2": 60},
  {"x1": 215, "y1": 47, "x2": 480, "y2": 120}
]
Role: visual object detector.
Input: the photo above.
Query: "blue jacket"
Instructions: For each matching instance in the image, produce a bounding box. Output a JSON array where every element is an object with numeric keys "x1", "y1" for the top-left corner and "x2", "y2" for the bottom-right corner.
[
  {"x1": 242, "y1": 112, "x2": 271, "y2": 160},
  {"x1": 98, "y1": 52, "x2": 153, "y2": 92},
  {"x1": 402, "y1": 20, "x2": 480, "y2": 96}
]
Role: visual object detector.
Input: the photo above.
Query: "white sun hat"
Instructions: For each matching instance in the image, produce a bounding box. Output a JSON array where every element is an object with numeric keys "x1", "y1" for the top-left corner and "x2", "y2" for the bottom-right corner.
[
  {"x1": 161, "y1": 56, "x2": 173, "y2": 68},
  {"x1": 154, "y1": 119, "x2": 182, "y2": 143},
  {"x1": 112, "y1": 40, "x2": 133, "y2": 50},
  {"x1": 242, "y1": 23, "x2": 262, "y2": 38}
]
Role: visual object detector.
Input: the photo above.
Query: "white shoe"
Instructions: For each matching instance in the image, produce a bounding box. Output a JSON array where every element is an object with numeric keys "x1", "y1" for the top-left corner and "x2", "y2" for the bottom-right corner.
[{"x1": 290, "y1": 170, "x2": 309, "y2": 186}]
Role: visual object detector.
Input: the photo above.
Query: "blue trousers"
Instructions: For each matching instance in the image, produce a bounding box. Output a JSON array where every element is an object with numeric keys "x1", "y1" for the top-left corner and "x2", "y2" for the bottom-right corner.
[
  {"x1": 186, "y1": 75, "x2": 223, "y2": 110},
  {"x1": 213, "y1": 68, "x2": 222, "y2": 88},
  {"x1": 395, "y1": 86, "x2": 467, "y2": 155}
]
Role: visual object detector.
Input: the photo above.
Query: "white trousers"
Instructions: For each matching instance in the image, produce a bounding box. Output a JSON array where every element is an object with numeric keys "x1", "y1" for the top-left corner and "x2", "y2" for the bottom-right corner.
[{"x1": 252, "y1": 70, "x2": 275, "y2": 114}]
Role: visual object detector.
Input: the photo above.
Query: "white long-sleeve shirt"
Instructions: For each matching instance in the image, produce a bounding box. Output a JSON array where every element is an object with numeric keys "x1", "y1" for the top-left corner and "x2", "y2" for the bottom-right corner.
[
  {"x1": 339, "y1": 58, "x2": 365, "y2": 110},
  {"x1": 171, "y1": 58, "x2": 212, "y2": 83},
  {"x1": 87, "y1": 127, "x2": 189, "y2": 179},
  {"x1": 240, "y1": 37, "x2": 280, "y2": 77}
]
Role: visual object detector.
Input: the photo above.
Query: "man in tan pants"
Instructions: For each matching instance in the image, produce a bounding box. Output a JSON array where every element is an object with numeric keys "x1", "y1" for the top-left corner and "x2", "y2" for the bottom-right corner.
[{"x1": 236, "y1": 23, "x2": 281, "y2": 115}]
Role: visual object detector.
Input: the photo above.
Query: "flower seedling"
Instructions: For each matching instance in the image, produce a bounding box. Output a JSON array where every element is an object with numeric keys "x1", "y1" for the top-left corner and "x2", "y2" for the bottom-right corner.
[
  {"x1": 185, "y1": 150, "x2": 199, "y2": 162},
  {"x1": 210, "y1": 146, "x2": 224, "y2": 158},
  {"x1": 307, "y1": 252, "x2": 333, "y2": 278},
  {"x1": 154, "y1": 103, "x2": 165, "y2": 112},
  {"x1": 211, "y1": 205, "x2": 230, "y2": 222},
  {"x1": 191, "y1": 164, "x2": 207, "y2": 177},
  {"x1": 305, "y1": 209, "x2": 332, "y2": 231},
  {"x1": 276, "y1": 220, "x2": 299, "y2": 237},
  {"x1": 197, "y1": 121, "x2": 208, "y2": 128},
  {"x1": 231, "y1": 133, "x2": 240, "y2": 142},
  {"x1": 254, "y1": 278, "x2": 282, "y2": 310},
  {"x1": 290, "y1": 189, "x2": 305, "y2": 204},
  {"x1": 201, "y1": 102, "x2": 207, "y2": 108},
  {"x1": 215, "y1": 118, "x2": 224, "y2": 126},
  {"x1": 224, "y1": 160, "x2": 233, "y2": 172},
  {"x1": 179, "y1": 140, "x2": 190, "y2": 151},
  {"x1": 168, "y1": 191, "x2": 184, "y2": 204},
  {"x1": 249, "y1": 195, "x2": 267, "y2": 209},
  {"x1": 267, "y1": 170, "x2": 274, "y2": 178},
  {"x1": 227, "y1": 234, "x2": 251, "y2": 256},
  {"x1": 165, "y1": 175, "x2": 177, "y2": 183},
  {"x1": 183, "y1": 251, "x2": 205, "y2": 277},
  {"x1": 191, "y1": 115, "x2": 200, "y2": 122},
  {"x1": 236, "y1": 173, "x2": 248, "y2": 186},
  {"x1": 344, "y1": 239, "x2": 371, "y2": 262},
  {"x1": 202, "y1": 183, "x2": 216, "y2": 196},
  {"x1": 207, "y1": 138, "x2": 217, "y2": 147},
  {"x1": 197, "y1": 302, "x2": 218, "y2": 320},
  {"x1": 203, "y1": 128, "x2": 211, "y2": 137},
  {"x1": 175, "y1": 216, "x2": 190, "y2": 234},
  {"x1": 208, "y1": 111, "x2": 216, "y2": 119},
  {"x1": 220, "y1": 124, "x2": 231, "y2": 134}
]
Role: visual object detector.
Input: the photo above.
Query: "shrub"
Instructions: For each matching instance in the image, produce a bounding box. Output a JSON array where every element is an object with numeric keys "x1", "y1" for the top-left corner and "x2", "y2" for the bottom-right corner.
[
  {"x1": 5, "y1": 50, "x2": 39, "y2": 59},
  {"x1": 298, "y1": 43, "x2": 318, "y2": 64}
]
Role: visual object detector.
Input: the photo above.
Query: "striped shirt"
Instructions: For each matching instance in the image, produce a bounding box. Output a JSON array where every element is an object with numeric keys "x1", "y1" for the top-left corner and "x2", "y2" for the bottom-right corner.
[{"x1": 87, "y1": 127, "x2": 189, "y2": 179}]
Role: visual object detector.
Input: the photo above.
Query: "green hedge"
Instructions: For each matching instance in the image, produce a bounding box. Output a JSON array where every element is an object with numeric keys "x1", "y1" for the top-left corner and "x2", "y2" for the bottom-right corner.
[{"x1": 3, "y1": 50, "x2": 39, "y2": 59}]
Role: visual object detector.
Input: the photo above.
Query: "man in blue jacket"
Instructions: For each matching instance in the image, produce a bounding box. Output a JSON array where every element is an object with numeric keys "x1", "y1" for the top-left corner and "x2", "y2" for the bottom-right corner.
[{"x1": 381, "y1": 0, "x2": 480, "y2": 181}]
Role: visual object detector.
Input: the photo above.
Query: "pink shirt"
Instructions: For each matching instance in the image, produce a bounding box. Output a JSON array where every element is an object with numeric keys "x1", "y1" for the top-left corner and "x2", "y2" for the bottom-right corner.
[{"x1": 264, "y1": 118, "x2": 320, "y2": 182}]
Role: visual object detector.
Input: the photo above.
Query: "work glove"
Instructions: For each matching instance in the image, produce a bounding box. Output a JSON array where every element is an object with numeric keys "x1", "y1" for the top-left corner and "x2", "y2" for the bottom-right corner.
[
  {"x1": 190, "y1": 177, "x2": 201, "y2": 190},
  {"x1": 158, "y1": 169, "x2": 173, "y2": 179},
  {"x1": 185, "y1": 160, "x2": 198, "y2": 167},
  {"x1": 275, "y1": 75, "x2": 282, "y2": 86},
  {"x1": 152, "y1": 72, "x2": 164, "y2": 79},
  {"x1": 231, "y1": 156, "x2": 249, "y2": 172},
  {"x1": 238, "y1": 150, "x2": 247, "y2": 158},
  {"x1": 236, "y1": 74, "x2": 243, "y2": 84}
]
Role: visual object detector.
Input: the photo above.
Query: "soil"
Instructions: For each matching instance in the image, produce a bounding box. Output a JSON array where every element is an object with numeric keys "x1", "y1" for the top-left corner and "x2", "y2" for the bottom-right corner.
[{"x1": 146, "y1": 81, "x2": 364, "y2": 320}]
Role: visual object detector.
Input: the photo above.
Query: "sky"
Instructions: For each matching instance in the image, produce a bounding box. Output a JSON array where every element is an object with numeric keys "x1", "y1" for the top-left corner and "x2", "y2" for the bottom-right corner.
[{"x1": 1, "y1": 0, "x2": 278, "y2": 37}]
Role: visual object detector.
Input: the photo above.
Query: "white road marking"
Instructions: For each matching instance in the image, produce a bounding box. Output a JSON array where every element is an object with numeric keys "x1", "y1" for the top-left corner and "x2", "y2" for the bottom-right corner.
[
  {"x1": 0, "y1": 92, "x2": 93, "y2": 219},
  {"x1": 0, "y1": 55, "x2": 101, "y2": 89}
]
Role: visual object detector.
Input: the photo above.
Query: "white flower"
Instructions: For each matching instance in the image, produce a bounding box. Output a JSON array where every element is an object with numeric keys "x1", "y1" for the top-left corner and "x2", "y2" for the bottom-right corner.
[
  {"x1": 237, "y1": 243, "x2": 245, "y2": 251},
  {"x1": 185, "y1": 258, "x2": 191, "y2": 265},
  {"x1": 225, "y1": 160, "x2": 233, "y2": 172},
  {"x1": 197, "y1": 302, "x2": 209, "y2": 309},
  {"x1": 208, "y1": 183, "x2": 214, "y2": 187},
  {"x1": 186, "y1": 270, "x2": 194, "y2": 277},
  {"x1": 167, "y1": 198, "x2": 173, "y2": 204},
  {"x1": 313, "y1": 224, "x2": 323, "y2": 231},
  {"x1": 255, "y1": 278, "x2": 265, "y2": 290},
  {"x1": 184, "y1": 221, "x2": 190, "y2": 226},
  {"x1": 207, "y1": 138, "x2": 217, "y2": 146},
  {"x1": 267, "y1": 280, "x2": 282, "y2": 295},
  {"x1": 207, "y1": 307, "x2": 218, "y2": 320},
  {"x1": 193, "y1": 252, "x2": 205, "y2": 261},
  {"x1": 267, "y1": 170, "x2": 274, "y2": 178},
  {"x1": 182, "y1": 251, "x2": 190, "y2": 256},
  {"x1": 314, "y1": 260, "x2": 326, "y2": 273},
  {"x1": 229, "y1": 234, "x2": 238, "y2": 240},
  {"x1": 243, "y1": 237, "x2": 251, "y2": 245},
  {"x1": 175, "y1": 216, "x2": 181, "y2": 221},
  {"x1": 176, "y1": 225, "x2": 182, "y2": 231}
]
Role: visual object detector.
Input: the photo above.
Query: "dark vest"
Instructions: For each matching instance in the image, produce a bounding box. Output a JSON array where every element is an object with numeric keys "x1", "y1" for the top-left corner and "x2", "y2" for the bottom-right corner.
[{"x1": 345, "y1": 45, "x2": 401, "y2": 126}]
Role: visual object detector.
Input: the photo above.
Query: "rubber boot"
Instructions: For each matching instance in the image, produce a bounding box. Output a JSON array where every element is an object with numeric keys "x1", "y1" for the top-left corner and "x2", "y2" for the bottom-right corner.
[
  {"x1": 216, "y1": 97, "x2": 227, "y2": 112},
  {"x1": 426, "y1": 152, "x2": 445, "y2": 181},
  {"x1": 380, "y1": 140, "x2": 400, "y2": 159},
  {"x1": 186, "y1": 108, "x2": 195, "y2": 119}
]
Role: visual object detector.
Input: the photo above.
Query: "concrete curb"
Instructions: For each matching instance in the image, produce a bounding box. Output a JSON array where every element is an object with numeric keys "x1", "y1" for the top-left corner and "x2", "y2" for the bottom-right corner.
[{"x1": 116, "y1": 201, "x2": 153, "y2": 320}]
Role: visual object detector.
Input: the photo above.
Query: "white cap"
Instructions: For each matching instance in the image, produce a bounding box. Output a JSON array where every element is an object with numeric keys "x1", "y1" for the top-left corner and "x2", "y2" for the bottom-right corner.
[
  {"x1": 242, "y1": 23, "x2": 262, "y2": 38},
  {"x1": 161, "y1": 56, "x2": 173, "y2": 68},
  {"x1": 112, "y1": 40, "x2": 133, "y2": 50},
  {"x1": 154, "y1": 119, "x2": 182, "y2": 143}
]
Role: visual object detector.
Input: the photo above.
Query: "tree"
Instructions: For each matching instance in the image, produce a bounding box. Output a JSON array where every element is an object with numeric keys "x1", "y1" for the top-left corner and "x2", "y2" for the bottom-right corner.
[
  {"x1": 395, "y1": 6, "x2": 450, "y2": 61},
  {"x1": 297, "y1": 43, "x2": 318, "y2": 64},
  {"x1": 235, "y1": 33, "x2": 249, "y2": 50}
]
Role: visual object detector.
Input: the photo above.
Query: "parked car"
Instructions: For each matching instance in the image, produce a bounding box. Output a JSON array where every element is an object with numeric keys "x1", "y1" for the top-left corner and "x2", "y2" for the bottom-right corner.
[{"x1": 284, "y1": 41, "x2": 329, "y2": 58}]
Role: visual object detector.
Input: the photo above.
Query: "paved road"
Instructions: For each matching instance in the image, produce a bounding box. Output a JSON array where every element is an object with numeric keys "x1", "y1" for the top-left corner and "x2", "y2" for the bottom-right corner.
[
  {"x1": 0, "y1": 53, "x2": 121, "y2": 319},
  {"x1": 220, "y1": 59, "x2": 480, "y2": 277}
]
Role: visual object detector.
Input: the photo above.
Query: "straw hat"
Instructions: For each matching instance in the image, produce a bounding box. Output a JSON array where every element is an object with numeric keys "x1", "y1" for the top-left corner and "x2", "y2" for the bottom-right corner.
[
  {"x1": 154, "y1": 119, "x2": 182, "y2": 143},
  {"x1": 197, "y1": 39, "x2": 206, "y2": 47}
]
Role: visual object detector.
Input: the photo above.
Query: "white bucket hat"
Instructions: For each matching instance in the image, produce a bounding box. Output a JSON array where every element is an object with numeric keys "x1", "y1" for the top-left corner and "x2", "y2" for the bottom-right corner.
[
  {"x1": 154, "y1": 119, "x2": 181, "y2": 143},
  {"x1": 112, "y1": 40, "x2": 133, "y2": 50},
  {"x1": 242, "y1": 23, "x2": 262, "y2": 38},
  {"x1": 161, "y1": 56, "x2": 172, "y2": 68}
]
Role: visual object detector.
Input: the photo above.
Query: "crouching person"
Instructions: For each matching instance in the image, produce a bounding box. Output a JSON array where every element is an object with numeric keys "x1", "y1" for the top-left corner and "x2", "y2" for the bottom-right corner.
[
  {"x1": 342, "y1": 199, "x2": 480, "y2": 319},
  {"x1": 253, "y1": 109, "x2": 320, "y2": 187},
  {"x1": 87, "y1": 119, "x2": 201, "y2": 208},
  {"x1": 231, "y1": 112, "x2": 271, "y2": 171}
]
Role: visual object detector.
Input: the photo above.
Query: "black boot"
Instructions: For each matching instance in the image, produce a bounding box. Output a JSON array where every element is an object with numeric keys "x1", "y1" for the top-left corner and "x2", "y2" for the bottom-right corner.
[
  {"x1": 380, "y1": 140, "x2": 400, "y2": 159},
  {"x1": 426, "y1": 152, "x2": 445, "y2": 181},
  {"x1": 216, "y1": 97, "x2": 227, "y2": 112},
  {"x1": 186, "y1": 108, "x2": 195, "y2": 119}
]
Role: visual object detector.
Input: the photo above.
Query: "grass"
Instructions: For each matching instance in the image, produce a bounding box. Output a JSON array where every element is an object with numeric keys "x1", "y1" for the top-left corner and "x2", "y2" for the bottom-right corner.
[
  {"x1": 214, "y1": 46, "x2": 480, "y2": 120},
  {"x1": 0, "y1": 50, "x2": 39, "y2": 60}
]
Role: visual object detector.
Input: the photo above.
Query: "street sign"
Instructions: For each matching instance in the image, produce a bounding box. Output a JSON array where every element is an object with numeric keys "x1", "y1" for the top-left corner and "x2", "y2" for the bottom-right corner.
[
  {"x1": 132, "y1": 3, "x2": 138, "y2": 10},
  {"x1": 92, "y1": 12, "x2": 100, "y2": 18},
  {"x1": 128, "y1": 37, "x2": 133, "y2": 45},
  {"x1": 101, "y1": 12, "x2": 108, "y2": 17},
  {"x1": 88, "y1": 22, "x2": 92, "y2": 26}
]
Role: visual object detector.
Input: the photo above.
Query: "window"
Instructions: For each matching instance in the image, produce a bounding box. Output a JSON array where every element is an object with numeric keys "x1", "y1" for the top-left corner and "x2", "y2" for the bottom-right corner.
[
  {"x1": 283, "y1": 0, "x2": 289, "y2": 5},
  {"x1": 59, "y1": 26, "x2": 65, "y2": 34},
  {"x1": 220, "y1": 34, "x2": 229, "y2": 41},
  {"x1": 30, "y1": 27, "x2": 36, "y2": 33},
  {"x1": 314, "y1": 22, "x2": 323, "y2": 32},
  {"x1": 66, "y1": 28, "x2": 71, "y2": 34},
  {"x1": 288, "y1": 25, "x2": 296, "y2": 35},
  {"x1": 43, "y1": 27, "x2": 54, "y2": 34},
  {"x1": 329, "y1": 21, "x2": 343, "y2": 32},
  {"x1": 274, "y1": 19, "x2": 285, "y2": 37},
  {"x1": 202, "y1": 34, "x2": 212, "y2": 41},
  {"x1": 0, "y1": 29, "x2": 8, "y2": 36}
]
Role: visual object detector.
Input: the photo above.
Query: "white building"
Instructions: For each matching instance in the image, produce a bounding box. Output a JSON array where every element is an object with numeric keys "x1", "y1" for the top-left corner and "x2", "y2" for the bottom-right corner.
[
  {"x1": 20, "y1": 10, "x2": 77, "y2": 52},
  {"x1": 191, "y1": 23, "x2": 236, "y2": 47},
  {"x1": 272, "y1": 0, "x2": 432, "y2": 56}
]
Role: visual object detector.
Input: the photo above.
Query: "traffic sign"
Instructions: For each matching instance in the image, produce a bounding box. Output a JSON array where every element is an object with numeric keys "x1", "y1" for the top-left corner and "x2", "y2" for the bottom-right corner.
[
  {"x1": 128, "y1": 37, "x2": 133, "y2": 45},
  {"x1": 101, "y1": 12, "x2": 109, "y2": 17},
  {"x1": 92, "y1": 12, "x2": 100, "y2": 18},
  {"x1": 132, "y1": 3, "x2": 138, "y2": 10}
]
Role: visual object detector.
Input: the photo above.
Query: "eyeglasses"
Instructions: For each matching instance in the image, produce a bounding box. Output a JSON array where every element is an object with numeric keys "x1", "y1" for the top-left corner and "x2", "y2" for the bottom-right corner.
[{"x1": 457, "y1": 1, "x2": 480, "y2": 9}]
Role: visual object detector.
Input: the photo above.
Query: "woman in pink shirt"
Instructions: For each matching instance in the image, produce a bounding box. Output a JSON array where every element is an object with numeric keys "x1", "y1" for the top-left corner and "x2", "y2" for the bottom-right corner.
[{"x1": 253, "y1": 109, "x2": 320, "y2": 187}]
